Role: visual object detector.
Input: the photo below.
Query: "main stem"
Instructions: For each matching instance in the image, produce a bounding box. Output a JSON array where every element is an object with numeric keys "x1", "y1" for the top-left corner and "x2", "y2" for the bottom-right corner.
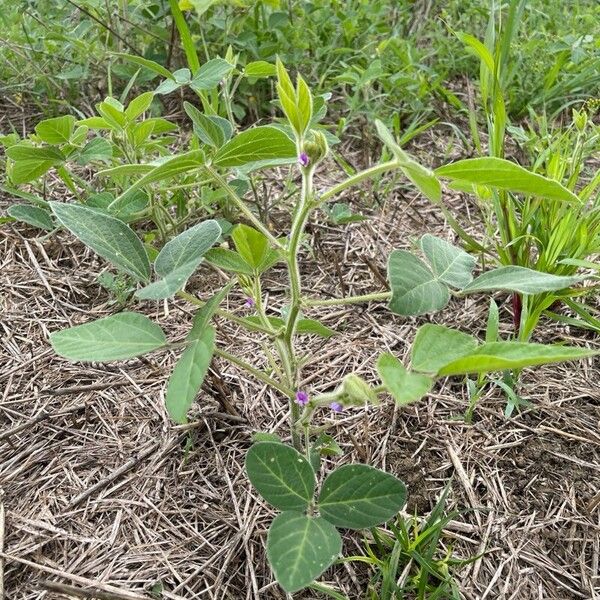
[{"x1": 279, "y1": 165, "x2": 314, "y2": 450}]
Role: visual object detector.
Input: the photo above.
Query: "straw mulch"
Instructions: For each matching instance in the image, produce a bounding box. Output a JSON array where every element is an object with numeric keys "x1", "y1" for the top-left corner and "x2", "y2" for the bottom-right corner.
[{"x1": 1, "y1": 139, "x2": 599, "y2": 600}]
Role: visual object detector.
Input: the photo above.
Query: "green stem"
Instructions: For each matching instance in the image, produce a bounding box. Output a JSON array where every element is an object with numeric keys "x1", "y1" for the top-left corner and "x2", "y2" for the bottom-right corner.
[
  {"x1": 177, "y1": 290, "x2": 276, "y2": 336},
  {"x1": 205, "y1": 165, "x2": 284, "y2": 250},
  {"x1": 304, "y1": 291, "x2": 391, "y2": 307},
  {"x1": 318, "y1": 160, "x2": 401, "y2": 205},
  {"x1": 214, "y1": 347, "x2": 294, "y2": 397}
]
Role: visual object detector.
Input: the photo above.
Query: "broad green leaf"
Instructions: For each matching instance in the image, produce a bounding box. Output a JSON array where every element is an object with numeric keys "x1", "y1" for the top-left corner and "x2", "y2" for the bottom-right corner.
[
  {"x1": 125, "y1": 91, "x2": 155, "y2": 120},
  {"x1": 435, "y1": 157, "x2": 579, "y2": 202},
  {"x1": 109, "y1": 190, "x2": 149, "y2": 221},
  {"x1": 376, "y1": 353, "x2": 433, "y2": 405},
  {"x1": 267, "y1": 512, "x2": 341, "y2": 594},
  {"x1": 6, "y1": 145, "x2": 65, "y2": 184},
  {"x1": 245, "y1": 442, "x2": 315, "y2": 511},
  {"x1": 318, "y1": 464, "x2": 407, "y2": 529},
  {"x1": 296, "y1": 319, "x2": 337, "y2": 338},
  {"x1": 50, "y1": 312, "x2": 166, "y2": 361},
  {"x1": 411, "y1": 324, "x2": 478, "y2": 373},
  {"x1": 136, "y1": 220, "x2": 221, "y2": 300},
  {"x1": 7, "y1": 204, "x2": 54, "y2": 231},
  {"x1": 244, "y1": 61, "x2": 276, "y2": 78},
  {"x1": 241, "y1": 316, "x2": 336, "y2": 338},
  {"x1": 184, "y1": 101, "x2": 229, "y2": 148},
  {"x1": 419, "y1": 234, "x2": 476, "y2": 288},
  {"x1": 189, "y1": 58, "x2": 234, "y2": 91},
  {"x1": 188, "y1": 284, "x2": 233, "y2": 334},
  {"x1": 77, "y1": 116, "x2": 112, "y2": 130},
  {"x1": 204, "y1": 247, "x2": 254, "y2": 275},
  {"x1": 165, "y1": 325, "x2": 215, "y2": 423},
  {"x1": 213, "y1": 126, "x2": 296, "y2": 168},
  {"x1": 437, "y1": 342, "x2": 597, "y2": 377},
  {"x1": 296, "y1": 75, "x2": 313, "y2": 135},
  {"x1": 34, "y1": 115, "x2": 76, "y2": 144},
  {"x1": 231, "y1": 224, "x2": 269, "y2": 270},
  {"x1": 463, "y1": 266, "x2": 583, "y2": 295},
  {"x1": 50, "y1": 202, "x2": 150, "y2": 281},
  {"x1": 155, "y1": 220, "x2": 221, "y2": 276},
  {"x1": 135, "y1": 262, "x2": 200, "y2": 300},
  {"x1": 155, "y1": 67, "x2": 191, "y2": 94},
  {"x1": 388, "y1": 250, "x2": 449, "y2": 316},
  {"x1": 375, "y1": 120, "x2": 441, "y2": 202},
  {"x1": 109, "y1": 150, "x2": 205, "y2": 207},
  {"x1": 77, "y1": 137, "x2": 113, "y2": 165}
]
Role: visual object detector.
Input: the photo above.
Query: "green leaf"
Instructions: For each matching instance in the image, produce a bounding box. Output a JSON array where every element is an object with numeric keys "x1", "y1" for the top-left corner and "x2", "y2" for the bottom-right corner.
[
  {"x1": 50, "y1": 312, "x2": 166, "y2": 361},
  {"x1": 437, "y1": 342, "x2": 598, "y2": 377},
  {"x1": 204, "y1": 247, "x2": 254, "y2": 275},
  {"x1": 213, "y1": 126, "x2": 296, "y2": 168},
  {"x1": 189, "y1": 58, "x2": 234, "y2": 91},
  {"x1": 435, "y1": 157, "x2": 579, "y2": 202},
  {"x1": 114, "y1": 53, "x2": 174, "y2": 80},
  {"x1": 267, "y1": 512, "x2": 341, "y2": 594},
  {"x1": 77, "y1": 137, "x2": 113, "y2": 165},
  {"x1": 463, "y1": 266, "x2": 583, "y2": 295},
  {"x1": 318, "y1": 464, "x2": 407, "y2": 529},
  {"x1": 109, "y1": 150, "x2": 205, "y2": 207},
  {"x1": 245, "y1": 442, "x2": 315, "y2": 511},
  {"x1": 244, "y1": 61, "x2": 276, "y2": 78},
  {"x1": 375, "y1": 120, "x2": 441, "y2": 202},
  {"x1": 184, "y1": 101, "x2": 230, "y2": 148},
  {"x1": 125, "y1": 91, "x2": 155, "y2": 121},
  {"x1": 410, "y1": 324, "x2": 478, "y2": 374},
  {"x1": 136, "y1": 220, "x2": 221, "y2": 300},
  {"x1": 7, "y1": 204, "x2": 54, "y2": 231},
  {"x1": 418, "y1": 234, "x2": 476, "y2": 288},
  {"x1": 376, "y1": 353, "x2": 433, "y2": 405},
  {"x1": 387, "y1": 250, "x2": 449, "y2": 316},
  {"x1": 165, "y1": 324, "x2": 215, "y2": 423},
  {"x1": 296, "y1": 319, "x2": 337, "y2": 338},
  {"x1": 189, "y1": 284, "x2": 233, "y2": 334},
  {"x1": 231, "y1": 224, "x2": 269, "y2": 271},
  {"x1": 50, "y1": 202, "x2": 150, "y2": 281},
  {"x1": 34, "y1": 115, "x2": 76, "y2": 144},
  {"x1": 6, "y1": 145, "x2": 65, "y2": 184}
]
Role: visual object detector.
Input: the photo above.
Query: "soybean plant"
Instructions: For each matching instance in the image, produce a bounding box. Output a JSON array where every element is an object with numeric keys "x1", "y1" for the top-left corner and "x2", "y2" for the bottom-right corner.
[{"x1": 41, "y1": 62, "x2": 597, "y2": 594}]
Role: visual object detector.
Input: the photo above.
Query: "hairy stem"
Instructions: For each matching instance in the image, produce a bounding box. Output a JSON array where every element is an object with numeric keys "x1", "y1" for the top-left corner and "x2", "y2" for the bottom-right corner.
[
  {"x1": 318, "y1": 160, "x2": 401, "y2": 205},
  {"x1": 304, "y1": 291, "x2": 391, "y2": 307},
  {"x1": 205, "y1": 165, "x2": 284, "y2": 250}
]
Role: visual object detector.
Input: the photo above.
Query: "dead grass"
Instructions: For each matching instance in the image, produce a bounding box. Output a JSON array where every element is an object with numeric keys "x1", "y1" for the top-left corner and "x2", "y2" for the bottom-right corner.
[{"x1": 1, "y1": 138, "x2": 599, "y2": 600}]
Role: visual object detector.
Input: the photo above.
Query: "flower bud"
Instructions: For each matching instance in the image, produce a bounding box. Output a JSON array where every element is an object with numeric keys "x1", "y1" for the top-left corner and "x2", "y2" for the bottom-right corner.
[
  {"x1": 340, "y1": 374, "x2": 378, "y2": 406},
  {"x1": 300, "y1": 131, "x2": 329, "y2": 167}
]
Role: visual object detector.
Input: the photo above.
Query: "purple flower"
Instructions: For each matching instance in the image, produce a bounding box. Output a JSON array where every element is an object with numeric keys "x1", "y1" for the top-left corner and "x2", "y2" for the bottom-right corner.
[
  {"x1": 295, "y1": 391, "x2": 309, "y2": 406},
  {"x1": 330, "y1": 402, "x2": 343, "y2": 413},
  {"x1": 243, "y1": 297, "x2": 255, "y2": 309},
  {"x1": 298, "y1": 152, "x2": 309, "y2": 168}
]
